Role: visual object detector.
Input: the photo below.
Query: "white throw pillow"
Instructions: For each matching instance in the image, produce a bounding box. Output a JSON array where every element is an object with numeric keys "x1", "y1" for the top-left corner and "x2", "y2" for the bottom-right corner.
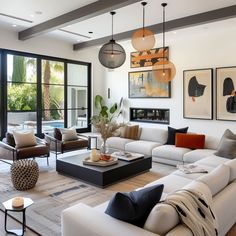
[
  {"x1": 12, "y1": 130, "x2": 37, "y2": 149},
  {"x1": 61, "y1": 127, "x2": 78, "y2": 141},
  {"x1": 144, "y1": 203, "x2": 179, "y2": 235},
  {"x1": 198, "y1": 164, "x2": 230, "y2": 196}
]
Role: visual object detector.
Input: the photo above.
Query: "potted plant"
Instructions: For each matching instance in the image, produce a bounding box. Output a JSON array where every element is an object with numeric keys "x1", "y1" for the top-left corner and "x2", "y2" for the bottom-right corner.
[{"x1": 91, "y1": 95, "x2": 124, "y2": 154}]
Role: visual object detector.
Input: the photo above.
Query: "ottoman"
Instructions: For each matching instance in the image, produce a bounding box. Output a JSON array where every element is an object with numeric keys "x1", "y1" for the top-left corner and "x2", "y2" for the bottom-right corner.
[{"x1": 11, "y1": 159, "x2": 39, "y2": 191}]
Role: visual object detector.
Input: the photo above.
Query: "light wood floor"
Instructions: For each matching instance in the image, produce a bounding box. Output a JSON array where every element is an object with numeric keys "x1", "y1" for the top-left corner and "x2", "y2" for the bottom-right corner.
[{"x1": 0, "y1": 158, "x2": 235, "y2": 236}]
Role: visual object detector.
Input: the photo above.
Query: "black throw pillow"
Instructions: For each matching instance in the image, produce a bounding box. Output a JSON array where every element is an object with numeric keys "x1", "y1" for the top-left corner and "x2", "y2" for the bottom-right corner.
[
  {"x1": 105, "y1": 184, "x2": 164, "y2": 227},
  {"x1": 166, "y1": 126, "x2": 189, "y2": 145},
  {"x1": 54, "y1": 128, "x2": 62, "y2": 141}
]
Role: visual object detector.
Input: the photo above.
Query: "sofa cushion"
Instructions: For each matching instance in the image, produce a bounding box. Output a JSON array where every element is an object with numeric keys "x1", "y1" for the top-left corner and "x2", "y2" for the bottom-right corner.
[
  {"x1": 61, "y1": 128, "x2": 78, "y2": 141},
  {"x1": 204, "y1": 135, "x2": 220, "y2": 150},
  {"x1": 144, "y1": 203, "x2": 179, "y2": 235},
  {"x1": 125, "y1": 141, "x2": 162, "y2": 156},
  {"x1": 225, "y1": 158, "x2": 236, "y2": 182},
  {"x1": 107, "y1": 137, "x2": 134, "y2": 151},
  {"x1": 166, "y1": 126, "x2": 188, "y2": 145},
  {"x1": 144, "y1": 174, "x2": 192, "y2": 195},
  {"x1": 175, "y1": 133, "x2": 205, "y2": 149},
  {"x1": 173, "y1": 164, "x2": 214, "y2": 180},
  {"x1": 13, "y1": 130, "x2": 37, "y2": 149},
  {"x1": 105, "y1": 184, "x2": 164, "y2": 227},
  {"x1": 62, "y1": 139, "x2": 88, "y2": 151},
  {"x1": 198, "y1": 164, "x2": 230, "y2": 196},
  {"x1": 17, "y1": 144, "x2": 49, "y2": 158},
  {"x1": 183, "y1": 149, "x2": 216, "y2": 163},
  {"x1": 120, "y1": 125, "x2": 139, "y2": 140},
  {"x1": 213, "y1": 183, "x2": 236, "y2": 236},
  {"x1": 152, "y1": 145, "x2": 191, "y2": 162},
  {"x1": 195, "y1": 155, "x2": 230, "y2": 168},
  {"x1": 139, "y1": 127, "x2": 167, "y2": 144},
  {"x1": 215, "y1": 129, "x2": 236, "y2": 159}
]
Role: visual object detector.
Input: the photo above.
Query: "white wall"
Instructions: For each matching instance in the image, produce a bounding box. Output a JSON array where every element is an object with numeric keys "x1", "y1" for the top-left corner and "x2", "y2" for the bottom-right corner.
[
  {"x1": 1, "y1": 20, "x2": 236, "y2": 138},
  {"x1": 87, "y1": 19, "x2": 236, "y2": 138},
  {"x1": 0, "y1": 26, "x2": 106, "y2": 116}
]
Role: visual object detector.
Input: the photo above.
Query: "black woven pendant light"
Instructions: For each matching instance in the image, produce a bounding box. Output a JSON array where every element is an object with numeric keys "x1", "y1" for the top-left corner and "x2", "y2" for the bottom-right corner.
[{"x1": 99, "y1": 12, "x2": 126, "y2": 69}]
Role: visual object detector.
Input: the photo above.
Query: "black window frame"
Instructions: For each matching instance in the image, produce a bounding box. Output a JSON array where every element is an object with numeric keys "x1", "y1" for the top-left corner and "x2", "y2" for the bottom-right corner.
[{"x1": 0, "y1": 48, "x2": 91, "y2": 139}]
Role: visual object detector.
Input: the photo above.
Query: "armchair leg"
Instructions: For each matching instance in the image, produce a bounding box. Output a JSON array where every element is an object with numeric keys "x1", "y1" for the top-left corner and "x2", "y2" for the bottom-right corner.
[{"x1": 47, "y1": 156, "x2": 49, "y2": 166}]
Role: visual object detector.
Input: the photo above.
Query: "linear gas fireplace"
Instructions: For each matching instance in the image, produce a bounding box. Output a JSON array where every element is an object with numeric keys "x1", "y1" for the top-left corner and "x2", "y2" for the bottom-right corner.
[{"x1": 130, "y1": 108, "x2": 170, "y2": 124}]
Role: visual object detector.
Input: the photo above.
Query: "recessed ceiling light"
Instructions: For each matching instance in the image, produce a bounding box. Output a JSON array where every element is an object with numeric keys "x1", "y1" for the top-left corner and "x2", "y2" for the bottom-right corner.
[
  {"x1": 35, "y1": 11, "x2": 42, "y2": 15},
  {"x1": 30, "y1": 14, "x2": 34, "y2": 18},
  {"x1": 173, "y1": 31, "x2": 177, "y2": 34},
  {"x1": 77, "y1": 39, "x2": 81, "y2": 42},
  {"x1": 12, "y1": 24, "x2": 17, "y2": 27},
  {"x1": 88, "y1": 31, "x2": 93, "y2": 34},
  {"x1": 67, "y1": 25, "x2": 72, "y2": 28}
]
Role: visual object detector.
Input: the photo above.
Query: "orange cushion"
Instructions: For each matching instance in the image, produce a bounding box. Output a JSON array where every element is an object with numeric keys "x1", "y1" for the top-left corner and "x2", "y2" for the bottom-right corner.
[{"x1": 175, "y1": 133, "x2": 205, "y2": 149}]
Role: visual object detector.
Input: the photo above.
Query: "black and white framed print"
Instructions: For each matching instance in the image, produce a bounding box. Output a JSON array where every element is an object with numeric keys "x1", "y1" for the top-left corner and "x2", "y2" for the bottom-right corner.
[
  {"x1": 183, "y1": 68, "x2": 213, "y2": 120},
  {"x1": 216, "y1": 66, "x2": 236, "y2": 121}
]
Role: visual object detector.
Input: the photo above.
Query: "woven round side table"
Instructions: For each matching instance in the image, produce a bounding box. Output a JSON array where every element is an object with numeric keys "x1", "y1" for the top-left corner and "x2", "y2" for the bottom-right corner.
[{"x1": 11, "y1": 159, "x2": 39, "y2": 191}]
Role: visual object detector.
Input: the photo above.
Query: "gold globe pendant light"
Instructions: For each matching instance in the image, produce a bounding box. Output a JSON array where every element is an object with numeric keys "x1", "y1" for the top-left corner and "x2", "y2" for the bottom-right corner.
[
  {"x1": 99, "y1": 12, "x2": 126, "y2": 69},
  {"x1": 153, "y1": 3, "x2": 176, "y2": 83},
  {"x1": 131, "y1": 2, "x2": 156, "y2": 52}
]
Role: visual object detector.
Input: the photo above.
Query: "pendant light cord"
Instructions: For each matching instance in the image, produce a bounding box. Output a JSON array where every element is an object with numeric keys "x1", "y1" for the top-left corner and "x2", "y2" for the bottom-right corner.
[{"x1": 141, "y1": 2, "x2": 147, "y2": 38}]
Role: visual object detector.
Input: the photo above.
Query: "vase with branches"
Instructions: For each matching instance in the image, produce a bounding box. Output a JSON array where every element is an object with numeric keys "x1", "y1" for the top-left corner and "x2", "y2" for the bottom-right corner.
[{"x1": 91, "y1": 95, "x2": 124, "y2": 154}]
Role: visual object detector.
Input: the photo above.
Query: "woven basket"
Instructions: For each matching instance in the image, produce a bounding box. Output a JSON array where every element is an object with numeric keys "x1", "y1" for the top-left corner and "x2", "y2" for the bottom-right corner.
[{"x1": 11, "y1": 159, "x2": 39, "y2": 191}]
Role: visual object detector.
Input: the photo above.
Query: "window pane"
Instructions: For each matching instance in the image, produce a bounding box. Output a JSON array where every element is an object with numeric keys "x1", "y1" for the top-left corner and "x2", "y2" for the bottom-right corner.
[
  {"x1": 42, "y1": 85, "x2": 64, "y2": 110},
  {"x1": 68, "y1": 109, "x2": 87, "y2": 129},
  {"x1": 42, "y1": 110, "x2": 64, "y2": 133},
  {"x1": 67, "y1": 86, "x2": 87, "y2": 109},
  {"x1": 42, "y1": 60, "x2": 64, "y2": 84},
  {"x1": 8, "y1": 112, "x2": 37, "y2": 132},
  {"x1": 7, "y1": 83, "x2": 37, "y2": 111},
  {"x1": 7, "y1": 55, "x2": 37, "y2": 83},
  {"x1": 68, "y1": 63, "x2": 88, "y2": 86}
]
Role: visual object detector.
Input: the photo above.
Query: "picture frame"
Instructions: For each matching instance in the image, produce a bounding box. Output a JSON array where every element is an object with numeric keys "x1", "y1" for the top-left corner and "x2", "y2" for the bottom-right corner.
[
  {"x1": 216, "y1": 66, "x2": 236, "y2": 121},
  {"x1": 183, "y1": 68, "x2": 213, "y2": 120},
  {"x1": 128, "y1": 70, "x2": 171, "y2": 98},
  {"x1": 130, "y1": 47, "x2": 169, "y2": 68}
]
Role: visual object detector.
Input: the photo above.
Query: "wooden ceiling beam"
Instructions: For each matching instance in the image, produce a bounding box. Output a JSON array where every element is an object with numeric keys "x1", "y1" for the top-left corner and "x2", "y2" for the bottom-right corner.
[
  {"x1": 73, "y1": 5, "x2": 236, "y2": 50},
  {"x1": 18, "y1": 0, "x2": 141, "y2": 40}
]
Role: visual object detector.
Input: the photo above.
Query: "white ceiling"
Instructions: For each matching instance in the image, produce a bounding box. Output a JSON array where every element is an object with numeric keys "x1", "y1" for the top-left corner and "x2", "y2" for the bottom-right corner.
[{"x1": 0, "y1": 0, "x2": 236, "y2": 44}]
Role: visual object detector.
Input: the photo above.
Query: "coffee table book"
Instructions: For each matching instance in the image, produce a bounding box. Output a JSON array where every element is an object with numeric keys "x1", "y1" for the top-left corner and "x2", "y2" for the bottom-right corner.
[{"x1": 111, "y1": 151, "x2": 144, "y2": 161}]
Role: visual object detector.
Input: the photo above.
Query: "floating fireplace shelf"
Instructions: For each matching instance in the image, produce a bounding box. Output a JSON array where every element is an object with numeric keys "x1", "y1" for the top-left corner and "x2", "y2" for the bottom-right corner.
[{"x1": 130, "y1": 107, "x2": 169, "y2": 124}]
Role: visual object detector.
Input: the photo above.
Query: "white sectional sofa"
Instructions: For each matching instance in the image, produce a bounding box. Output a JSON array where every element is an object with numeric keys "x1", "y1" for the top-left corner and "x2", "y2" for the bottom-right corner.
[
  {"x1": 61, "y1": 156, "x2": 236, "y2": 236},
  {"x1": 106, "y1": 127, "x2": 220, "y2": 165}
]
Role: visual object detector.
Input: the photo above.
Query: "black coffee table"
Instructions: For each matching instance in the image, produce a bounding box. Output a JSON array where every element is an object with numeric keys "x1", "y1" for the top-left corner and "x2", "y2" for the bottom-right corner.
[{"x1": 56, "y1": 152, "x2": 152, "y2": 188}]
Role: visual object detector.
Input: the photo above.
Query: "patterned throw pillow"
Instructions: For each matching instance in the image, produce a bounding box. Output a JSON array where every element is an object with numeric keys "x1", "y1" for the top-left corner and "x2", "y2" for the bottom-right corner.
[{"x1": 120, "y1": 125, "x2": 139, "y2": 140}]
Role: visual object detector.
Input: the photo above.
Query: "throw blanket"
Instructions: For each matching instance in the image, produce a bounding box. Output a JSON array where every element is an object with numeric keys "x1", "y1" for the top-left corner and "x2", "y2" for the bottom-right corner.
[{"x1": 164, "y1": 187, "x2": 218, "y2": 236}]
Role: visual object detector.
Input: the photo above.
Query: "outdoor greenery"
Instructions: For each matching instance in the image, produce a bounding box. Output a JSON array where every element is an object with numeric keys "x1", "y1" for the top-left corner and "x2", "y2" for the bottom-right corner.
[{"x1": 8, "y1": 55, "x2": 64, "y2": 120}]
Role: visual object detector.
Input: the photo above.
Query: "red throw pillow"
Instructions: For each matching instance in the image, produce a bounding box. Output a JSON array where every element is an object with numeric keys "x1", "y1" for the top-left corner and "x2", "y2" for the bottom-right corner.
[{"x1": 175, "y1": 133, "x2": 205, "y2": 149}]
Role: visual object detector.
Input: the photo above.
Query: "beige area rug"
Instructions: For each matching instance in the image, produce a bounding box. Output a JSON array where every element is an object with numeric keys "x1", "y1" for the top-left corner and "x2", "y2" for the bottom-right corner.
[{"x1": 0, "y1": 151, "x2": 174, "y2": 236}]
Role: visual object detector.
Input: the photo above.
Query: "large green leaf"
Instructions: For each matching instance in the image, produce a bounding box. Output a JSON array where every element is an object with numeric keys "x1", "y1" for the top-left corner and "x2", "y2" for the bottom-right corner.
[
  {"x1": 110, "y1": 103, "x2": 118, "y2": 114},
  {"x1": 100, "y1": 106, "x2": 108, "y2": 117},
  {"x1": 95, "y1": 95, "x2": 104, "y2": 110}
]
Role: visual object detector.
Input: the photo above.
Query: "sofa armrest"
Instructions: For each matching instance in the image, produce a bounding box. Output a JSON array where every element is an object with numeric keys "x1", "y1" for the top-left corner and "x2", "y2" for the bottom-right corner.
[
  {"x1": 35, "y1": 137, "x2": 48, "y2": 145},
  {"x1": 62, "y1": 203, "x2": 159, "y2": 236},
  {"x1": 44, "y1": 133, "x2": 60, "y2": 143},
  {"x1": 165, "y1": 224, "x2": 193, "y2": 236}
]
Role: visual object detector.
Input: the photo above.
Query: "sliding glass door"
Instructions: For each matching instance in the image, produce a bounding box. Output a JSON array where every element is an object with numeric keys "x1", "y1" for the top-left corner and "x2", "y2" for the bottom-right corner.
[
  {"x1": 0, "y1": 49, "x2": 91, "y2": 138},
  {"x1": 7, "y1": 54, "x2": 37, "y2": 133}
]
